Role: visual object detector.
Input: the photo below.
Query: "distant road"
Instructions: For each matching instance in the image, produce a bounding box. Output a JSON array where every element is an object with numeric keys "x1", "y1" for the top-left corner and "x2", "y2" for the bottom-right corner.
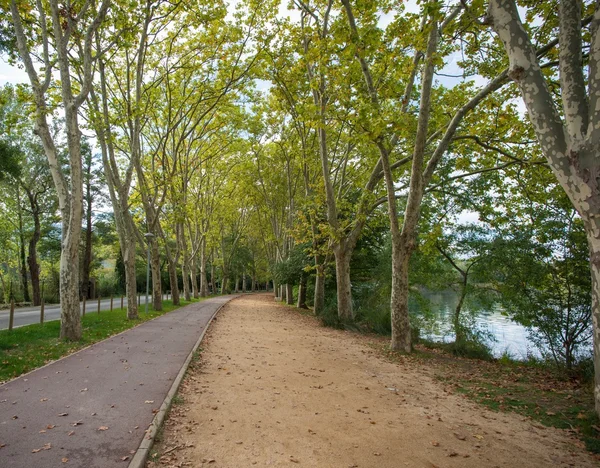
[{"x1": 0, "y1": 294, "x2": 168, "y2": 330}]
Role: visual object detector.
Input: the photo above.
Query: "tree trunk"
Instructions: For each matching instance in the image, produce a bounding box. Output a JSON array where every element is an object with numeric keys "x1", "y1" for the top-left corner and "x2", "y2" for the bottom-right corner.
[
  {"x1": 221, "y1": 274, "x2": 228, "y2": 295},
  {"x1": 242, "y1": 274, "x2": 246, "y2": 293},
  {"x1": 286, "y1": 283, "x2": 293, "y2": 305},
  {"x1": 81, "y1": 160, "x2": 93, "y2": 300},
  {"x1": 8, "y1": 0, "x2": 110, "y2": 341},
  {"x1": 182, "y1": 259, "x2": 191, "y2": 301},
  {"x1": 165, "y1": 251, "x2": 180, "y2": 306},
  {"x1": 27, "y1": 201, "x2": 41, "y2": 306},
  {"x1": 334, "y1": 246, "x2": 353, "y2": 320},
  {"x1": 150, "y1": 236, "x2": 162, "y2": 311},
  {"x1": 297, "y1": 274, "x2": 307, "y2": 309},
  {"x1": 587, "y1": 232, "x2": 600, "y2": 413},
  {"x1": 17, "y1": 198, "x2": 30, "y2": 303},
  {"x1": 234, "y1": 276, "x2": 239, "y2": 293},
  {"x1": 389, "y1": 238, "x2": 412, "y2": 352},
  {"x1": 123, "y1": 240, "x2": 138, "y2": 320},
  {"x1": 487, "y1": 0, "x2": 600, "y2": 414},
  {"x1": 273, "y1": 279, "x2": 279, "y2": 300},
  {"x1": 200, "y1": 237, "x2": 208, "y2": 297},
  {"x1": 313, "y1": 260, "x2": 325, "y2": 315},
  {"x1": 191, "y1": 254, "x2": 199, "y2": 299},
  {"x1": 210, "y1": 258, "x2": 215, "y2": 295},
  {"x1": 252, "y1": 275, "x2": 256, "y2": 292},
  {"x1": 454, "y1": 276, "x2": 468, "y2": 343}
]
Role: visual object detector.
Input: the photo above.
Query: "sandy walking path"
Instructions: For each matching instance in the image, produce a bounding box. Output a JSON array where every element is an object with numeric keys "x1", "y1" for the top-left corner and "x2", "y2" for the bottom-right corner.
[{"x1": 150, "y1": 294, "x2": 597, "y2": 468}]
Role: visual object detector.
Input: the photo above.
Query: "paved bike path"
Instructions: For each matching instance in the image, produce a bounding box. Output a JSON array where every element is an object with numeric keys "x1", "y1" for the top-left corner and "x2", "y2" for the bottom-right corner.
[{"x1": 0, "y1": 295, "x2": 236, "y2": 468}]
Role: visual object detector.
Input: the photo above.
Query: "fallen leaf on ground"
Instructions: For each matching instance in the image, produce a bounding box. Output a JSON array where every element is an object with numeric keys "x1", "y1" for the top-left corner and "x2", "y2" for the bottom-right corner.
[
  {"x1": 98, "y1": 426, "x2": 109, "y2": 431},
  {"x1": 71, "y1": 420, "x2": 83, "y2": 426},
  {"x1": 47, "y1": 425, "x2": 56, "y2": 429},
  {"x1": 58, "y1": 413, "x2": 68, "y2": 417},
  {"x1": 121, "y1": 456, "x2": 129, "y2": 461},
  {"x1": 431, "y1": 441, "x2": 440, "y2": 447},
  {"x1": 144, "y1": 400, "x2": 154, "y2": 404},
  {"x1": 62, "y1": 457, "x2": 68, "y2": 463},
  {"x1": 32, "y1": 443, "x2": 52, "y2": 453},
  {"x1": 68, "y1": 431, "x2": 75, "y2": 436},
  {"x1": 40, "y1": 398, "x2": 48, "y2": 402}
]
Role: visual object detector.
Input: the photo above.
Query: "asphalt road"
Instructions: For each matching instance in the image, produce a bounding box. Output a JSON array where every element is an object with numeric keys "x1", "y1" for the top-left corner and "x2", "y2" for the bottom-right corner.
[
  {"x1": 0, "y1": 295, "x2": 169, "y2": 330},
  {"x1": 0, "y1": 294, "x2": 237, "y2": 468}
]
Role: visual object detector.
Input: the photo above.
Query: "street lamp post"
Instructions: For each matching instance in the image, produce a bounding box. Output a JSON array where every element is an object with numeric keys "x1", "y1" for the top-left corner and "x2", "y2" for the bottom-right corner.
[{"x1": 144, "y1": 232, "x2": 155, "y2": 314}]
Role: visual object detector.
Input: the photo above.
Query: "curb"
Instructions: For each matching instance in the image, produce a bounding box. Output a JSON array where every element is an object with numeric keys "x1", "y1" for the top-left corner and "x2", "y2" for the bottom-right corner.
[{"x1": 128, "y1": 295, "x2": 239, "y2": 468}]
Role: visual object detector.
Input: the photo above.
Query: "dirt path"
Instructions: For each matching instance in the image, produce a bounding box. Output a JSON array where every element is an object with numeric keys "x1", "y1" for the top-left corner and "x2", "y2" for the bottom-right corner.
[{"x1": 149, "y1": 294, "x2": 597, "y2": 468}]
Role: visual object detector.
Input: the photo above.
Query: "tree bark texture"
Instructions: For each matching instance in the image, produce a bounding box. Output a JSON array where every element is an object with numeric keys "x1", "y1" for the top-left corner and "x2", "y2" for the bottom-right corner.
[
  {"x1": 297, "y1": 274, "x2": 307, "y2": 309},
  {"x1": 200, "y1": 237, "x2": 208, "y2": 297},
  {"x1": 150, "y1": 236, "x2": 162, "y2": 311},
  {"x1": 17, "y1": 198, "x2": 30, "y2": 303},
  {"x1": 334, "y1": 246, "x2": 353, "y2": 320},
  {"x1": 286, "y1": 283, "x2": 293, "y2": 305},
  {"x1": 313, "y1": 264, "x2": 325, "y2": 315},
  {"x1": 488, "y1": 0, "x2": 600, "y2": 413}
]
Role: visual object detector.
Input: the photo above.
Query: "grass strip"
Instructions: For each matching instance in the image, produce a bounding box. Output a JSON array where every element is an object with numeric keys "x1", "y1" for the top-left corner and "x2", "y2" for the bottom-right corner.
[{"x1": 0, "y1": 298, "x2": 201, "y2": 384}]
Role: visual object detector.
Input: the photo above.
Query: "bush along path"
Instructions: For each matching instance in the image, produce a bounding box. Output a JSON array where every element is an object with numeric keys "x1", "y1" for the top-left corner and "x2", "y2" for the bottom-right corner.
[
  {"x1": 149, "y1": 294, "x2": 599, "y2": 468},
  {"x1": 0, "y1": 295, "x2": 236, "y2": 468}
]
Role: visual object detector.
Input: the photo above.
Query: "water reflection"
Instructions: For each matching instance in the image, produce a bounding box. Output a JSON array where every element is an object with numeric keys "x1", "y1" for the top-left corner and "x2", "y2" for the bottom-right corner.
[{"x1": 418, "y1": 291, "x2": 537, "y2": 359}]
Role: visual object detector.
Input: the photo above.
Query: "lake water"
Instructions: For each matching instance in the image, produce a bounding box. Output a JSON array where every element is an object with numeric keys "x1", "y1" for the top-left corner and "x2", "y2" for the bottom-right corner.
[{"x1": 419, "y1": 291, "x2": 538, "y2": 359}]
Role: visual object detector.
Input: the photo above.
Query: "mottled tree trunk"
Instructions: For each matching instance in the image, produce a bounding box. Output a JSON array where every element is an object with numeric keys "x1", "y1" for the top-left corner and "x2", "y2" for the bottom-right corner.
[
  {"x1": 191, "y1": 254, "x2": 199, "y2": 299},
  {"x1": 166, "y1": 254, "x2": 180, "y2": 306},
  {"x1": 210, "y1": 260, "x2": 215, "y2": 295},
  {"x1": 488, "y1": 0, "x2": 600, "y2": 413},
  {"x1": 334, "y1": 247, "x2": 353, "y2": 320},
  {"x1": 123, "y1": 239, "x2": 138, "y2": 320},
  {"x1": 313, "y1": 260, "x2": 325, "y2": 315},
  {"x1": 454, "y1": 277, "x2": 468, "y2": 343},
  {"x1": 286, "y1": 283, "x2": 293, "y2": 305},
  {"x1": 221, "y1": 274, "x2": 228, "y2": 295},
  {"x1": 10, "y1": 0, "x2": 110, "y2": 341},
  {"x1": 273, "y1": 279, "x2": 279, "y2": 300},
  {"x1": 17, "y1": 200, "x2": 30, "y2": 303},
  {"x1": 200, "y1": 238, "x2": 208, "y2": 297},
  {"x1": 81, "y1": 158, "x2": 93, "y2": 300},
  {"x1": 297, "y1": 274, "x2": 307, "y2": 309},
  {"x1": 25, "y1": 189, "x2": 42, "y2": 306},
  {"x1": 390, "y1": 238, "x2": 412, "y2": 351},
  {"x1": 179, "y1": 228, "x2": 191, "y2": 302},
  {"x1": 28, "y1": 235, "x2": 41, "y2": 306},
  {"x1": 150, "y1": 237, "x2": 162, "y2": 311}
]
